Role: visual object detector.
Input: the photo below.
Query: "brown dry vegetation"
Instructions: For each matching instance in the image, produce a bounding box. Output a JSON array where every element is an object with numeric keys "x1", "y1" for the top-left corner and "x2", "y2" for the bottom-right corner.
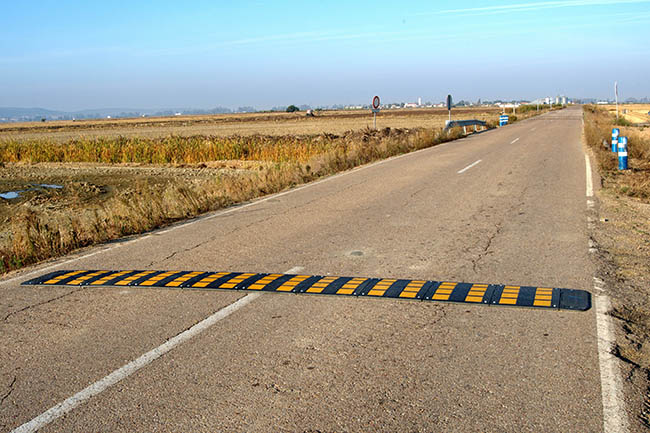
[
  {"x1": 0, "y1": 106, "x2": 544, "y2": 143},
  {"x1": 583, "y1": 105, "x2": 650, "y2": 427},
  {"x1": 583, "y1": 105, "x2": 650, "y2": 198},
  {"x1": 0, "y1": 106, "x2": 548, "y2": 275},
  {"x1": 0, "y1": 127, "x2": 464, "y2": 273},
  {"x1": 600, "y1": 104, "x2": 650, "y2": 125}
]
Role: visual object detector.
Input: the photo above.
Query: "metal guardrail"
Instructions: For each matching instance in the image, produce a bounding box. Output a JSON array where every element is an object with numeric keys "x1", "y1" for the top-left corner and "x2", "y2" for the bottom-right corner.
[
  {"x1": 444, "y1": 119, "x2": 488, "y2": 133},
  {"x1": 444, "y1": 119, "x2": 487, "y2": 130}
]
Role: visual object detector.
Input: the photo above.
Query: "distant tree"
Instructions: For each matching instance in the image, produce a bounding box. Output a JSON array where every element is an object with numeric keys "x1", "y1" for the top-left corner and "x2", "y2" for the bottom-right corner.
[{"x1": 286, "y1": 105, "x2": 300, "y2": 113}]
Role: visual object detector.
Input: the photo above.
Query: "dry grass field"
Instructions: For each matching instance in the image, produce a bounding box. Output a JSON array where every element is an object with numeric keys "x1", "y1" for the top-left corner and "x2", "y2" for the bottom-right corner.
[
  {"x1": 0, "y1": 106, "x2": 547, "y2": 273},
  {"x1": 0, "y1": 108, "x2": 504, "y2": 142},
  {"x1": 601, "y1": 104, "x2": 650, "y2": 124}
]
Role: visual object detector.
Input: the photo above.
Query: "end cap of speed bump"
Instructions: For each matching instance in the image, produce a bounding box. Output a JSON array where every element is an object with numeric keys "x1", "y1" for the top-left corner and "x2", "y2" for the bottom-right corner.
[{"x1": 21, "y1": 270, "x2": 591, "y2": 311}]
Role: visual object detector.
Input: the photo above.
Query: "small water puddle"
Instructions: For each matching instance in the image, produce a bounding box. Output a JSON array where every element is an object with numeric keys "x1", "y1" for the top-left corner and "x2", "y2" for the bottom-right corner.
[
  {"x1": 0, "y1": 184, "x2": 63, "y2": 200},
  {"x1": 37, "y1": 184, "x2": 63, "y2": 190},
  {"x1": 0, "y1": 191, "x2": 21, "y2": 200}
]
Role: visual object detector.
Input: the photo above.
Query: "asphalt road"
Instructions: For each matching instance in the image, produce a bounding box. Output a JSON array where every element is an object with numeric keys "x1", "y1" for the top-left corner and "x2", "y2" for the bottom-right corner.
[{"x1": 1, "y1": 107, "x2": 605, "y2": 432}]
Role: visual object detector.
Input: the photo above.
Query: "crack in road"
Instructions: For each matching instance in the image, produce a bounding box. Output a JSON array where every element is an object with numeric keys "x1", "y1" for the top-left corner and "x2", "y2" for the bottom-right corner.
[
  {"x1": 469, "y1": 185, "x2": 530, "y2": 274},
  {"x1": 148, "y1": 189, "x2": 355, "y2": 266},
  {"x1": 0, "y1": 376, "x2": 16, "y2": 406},
  {"x1": 140, "y1": 177, "x2": 374, "y2": 267},
  {"x1": 3, "y1": 288, "x2": 85, "y2": 322},
  {"x1": 471, "y1": 222, "x2": 503, "y2": 273}
]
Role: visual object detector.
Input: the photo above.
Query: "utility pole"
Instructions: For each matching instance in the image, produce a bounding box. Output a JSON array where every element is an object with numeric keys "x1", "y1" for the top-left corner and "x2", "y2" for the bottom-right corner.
[{"x1": 615, "y1": 81, "x2": 619, "y2": 121}]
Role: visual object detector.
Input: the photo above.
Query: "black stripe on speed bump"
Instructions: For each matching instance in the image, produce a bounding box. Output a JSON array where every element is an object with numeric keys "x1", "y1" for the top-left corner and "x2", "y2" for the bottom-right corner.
[
  {"x1": 179, "y1": 272, "x2": 213, "y2": 288},
  {"x1": 21, "y1": 270, "x2": 592, "y2": 311},
  {"x1": 512, "y1": 286, "x2": 537, "y2": 308},
  {"x1": 320, "y1": 277, "x2": 354, "y2": 295},
  {"x1": 98, "y1": 270, "x2": 143, "y2": 286},
  {"x1": 127, "y1": 271, "x2": 166, "y2": 286},
  {"x1": 54, "y1": 270, "x2": 95, "y2": 285},
  {"x1": 204, "y1": 272, "x2": 240, "y2": 289},
  {"x1": 25, "y1": 270, "x2": 70, "y2": 285},
  {"x1": 257, "y1": 274, "x2": 296, "y2": 292},
  {"x1": 383, "y1": 279, "x2": 410, "y2": 298},
  {"x1": 233, "y1": 273, "x2": 269, "y2": 289},
  {"x1": 79, "y1": 270, "x2": 123, "y2": 286},
  {"x1": 413, "y1": 281, "x2": 437, "y2": 300},
  {"x1": 354, "y1": 278, "x2": 382, "y2": 296},
  {"x1": 295, "y1": 275, "x2": 324, "y2": 293},
  {"x1": 447, "y1": 282, "x2": 473, "y2": 303}
]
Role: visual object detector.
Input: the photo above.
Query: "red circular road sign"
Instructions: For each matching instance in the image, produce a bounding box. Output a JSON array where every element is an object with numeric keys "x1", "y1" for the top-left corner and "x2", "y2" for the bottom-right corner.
[{"x1": 372, "y1": 95, "x2": 380, "y2": 109}]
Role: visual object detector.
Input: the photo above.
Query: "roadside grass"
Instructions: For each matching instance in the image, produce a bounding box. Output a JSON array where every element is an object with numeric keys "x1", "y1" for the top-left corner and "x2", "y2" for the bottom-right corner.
[
  {"x1": 583, "y1": 105, "x2": 650, "y2": 427},
  {"x1": 0, "y1": 126, "x2": 465, "y2": 274},
  {"x1": 583, "y1": 105, "x2": 650, "y2": 199}
]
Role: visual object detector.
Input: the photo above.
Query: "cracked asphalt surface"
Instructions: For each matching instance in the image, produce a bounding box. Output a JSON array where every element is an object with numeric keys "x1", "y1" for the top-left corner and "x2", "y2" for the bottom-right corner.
[{"x1": 0, "y1": 107, "x2": 604, "y2": 432}]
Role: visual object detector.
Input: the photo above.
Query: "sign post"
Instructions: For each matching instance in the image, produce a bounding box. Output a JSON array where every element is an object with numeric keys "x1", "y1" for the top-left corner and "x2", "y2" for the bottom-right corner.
[
  {"x1": 371, "y1": 95, "x2": 380, "y2": 129},
  {"x1": 446, "y1": 94, "x2": 452, "y2": 122},
  {"x1": 615, "y1": 81, "x2": 619, "y2": 121}
]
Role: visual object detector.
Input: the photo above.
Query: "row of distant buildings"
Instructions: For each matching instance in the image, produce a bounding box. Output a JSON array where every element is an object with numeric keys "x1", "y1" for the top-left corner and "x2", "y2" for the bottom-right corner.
[{"x1": 343, "y1": 95, "x2": 571, "y2": 111}]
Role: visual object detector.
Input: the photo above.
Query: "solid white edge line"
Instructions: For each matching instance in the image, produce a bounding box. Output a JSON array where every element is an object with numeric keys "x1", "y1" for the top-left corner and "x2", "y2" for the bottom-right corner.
[
  {"x1": 457, "y1": 159, "x2": 482, "y2": 174},
  {"x1": 595, "y1": 293, "x2": 629, "y2": 433},
  {"x1": 585, "y1": 151, "x2": 628, "y2": 431},
  {"x1": 510, "y1": 137, "x2": 520, "y2": 144},
  {"x1": 585, "y1": 153, "x2": 594, "y2": 197},
  {"x1": 10, "y1": 292, "x2": 262, "y2": 433},
  {"x1": 11, "y1": 262, "x2": 304, "y2": 432}
]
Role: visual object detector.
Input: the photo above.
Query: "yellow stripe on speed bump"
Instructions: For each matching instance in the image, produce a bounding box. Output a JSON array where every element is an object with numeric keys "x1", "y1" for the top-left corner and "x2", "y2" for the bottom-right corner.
[
  {"x1": 115, "y1": 270, "x2": 158, "y2": 286},
  {"x1": 367, "y1": 279, "x2": 396, "y2": 297},
  {"x1": 306, "y1": 276, "x2": 338, "y2": 294},
  {"x1": 276, "y1": 275, "x2": 311, "y2": 292},
  {"x1": 44, "y1": 270, "x2": 86, "y2": 285},
  {"x1": 534, "y1": 287, "x2": 553, "y2": 307},
  {"x1": 166, "y1": 271, "x2": 203, "y2": 287},
  {"x1": 465, "y1": 283, "x2": 488, "y2": 303},
  {"x1": 21, "y1": 270, "x2": 592, "y2": 311},
  {"x1": 219, "y1": 273, "x2": 256, "y2": 289},
  {"x1": 499, "y1": 285, "x2": 521, "y2": 305},
  {"x1": 90, "y1": 270, "x2": 130, "y2": 285},
  {"x1": 399, "y1": 280, "x2": 425, "y2": 298},
  {"x1": 432, "y1": 282, "x2": 456, "y2": 301},
  {"x1": 68, "y1": 270, "x2": 109, "y2": 285},
  {"x1": 140, "y1": 271, "x2": 179, "y2": 286},
  {"x1": 338, "y1": 277, "x2": 366, "y2": 295},
  {"x1": 248, "y1": 274, "x2": 284, "y2": 290},
  {"x1": 192, "y1": 272, "x2": 229, "y2": 288}
]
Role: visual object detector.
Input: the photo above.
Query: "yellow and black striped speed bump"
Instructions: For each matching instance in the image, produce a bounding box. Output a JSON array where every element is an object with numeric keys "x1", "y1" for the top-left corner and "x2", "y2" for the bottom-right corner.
[{"x1": 22, "y1": 270, "x2": 591, "y2": 311}]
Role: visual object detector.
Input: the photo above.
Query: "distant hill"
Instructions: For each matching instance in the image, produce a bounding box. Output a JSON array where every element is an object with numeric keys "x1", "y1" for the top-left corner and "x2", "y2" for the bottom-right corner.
[
  {"x1": 0, "y1": 106, "x2": 241, "y2": 122},
  {"x1": 0, "y1": 107, "x2": 65, "y2": 118}
]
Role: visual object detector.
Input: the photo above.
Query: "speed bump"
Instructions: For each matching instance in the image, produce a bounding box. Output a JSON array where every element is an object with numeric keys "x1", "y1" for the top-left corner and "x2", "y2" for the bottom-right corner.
[{"x1": 22, "y1": 270, "x2": 591, "y2": 311}]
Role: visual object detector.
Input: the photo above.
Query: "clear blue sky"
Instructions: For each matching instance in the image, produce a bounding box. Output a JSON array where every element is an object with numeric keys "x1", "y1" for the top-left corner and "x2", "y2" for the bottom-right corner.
[{"x1": 1, "y1": 0, "x2": 649, "y2": 110}]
